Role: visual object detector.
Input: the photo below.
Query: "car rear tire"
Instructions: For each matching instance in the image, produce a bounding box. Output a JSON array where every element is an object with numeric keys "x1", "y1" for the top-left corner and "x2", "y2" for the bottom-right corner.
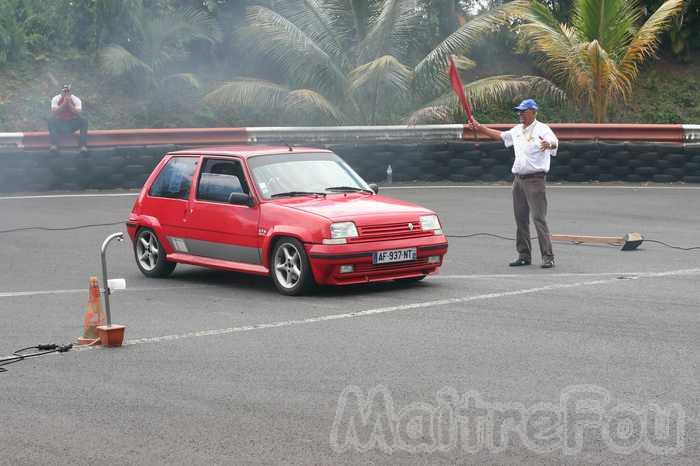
[
  {"x1": 134, "y1": 228, "x2": 176, "y2": 278},
  {"x1": 271, "y1": 237, "x2": 315, "y2": 296}
]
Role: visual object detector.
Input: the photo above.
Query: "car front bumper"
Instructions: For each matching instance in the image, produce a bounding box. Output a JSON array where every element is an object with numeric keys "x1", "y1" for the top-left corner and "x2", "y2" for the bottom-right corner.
[{"x1": 306, "y1": 235, "x2": 448, "y2": 285}]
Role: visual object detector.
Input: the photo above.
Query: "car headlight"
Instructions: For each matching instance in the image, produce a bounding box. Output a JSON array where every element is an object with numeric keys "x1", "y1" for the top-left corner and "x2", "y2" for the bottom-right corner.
[
  {"x1": 420, "y1": 215, "x2": 443, "y2": 234},
  {"x1": 323, "y1": 222, "x2": 358, "y2": 244}
]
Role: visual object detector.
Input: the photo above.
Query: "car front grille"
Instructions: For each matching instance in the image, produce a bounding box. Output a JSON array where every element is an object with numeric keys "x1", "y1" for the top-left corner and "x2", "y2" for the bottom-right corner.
[{"x1": 351, "y1": 221, "x2": 433, "y2": 243}]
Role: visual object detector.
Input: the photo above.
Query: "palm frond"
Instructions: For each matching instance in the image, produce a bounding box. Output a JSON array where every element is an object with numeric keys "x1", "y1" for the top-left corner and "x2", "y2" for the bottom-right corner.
[
  {"x1": 285, "y1": 89, "x2": 346, "y2": 123},
  {"x1": 204, "y1": 78, "x2": 290, "y2": 109},
  {"x1": 619, "y1": 0, "x2": 684, "y2": 80},
  {"x1": 348, "y1": 55, "x2": 414, "y2": 96},
  {"x1": 273, "y1": 0, "x2": 352, "y2": 68},
  {"x1": 242, "y1": 6, "x2": 348, "y2": 96},
  {"x1": 409, "y1": 75, "x2": 565, "y2": 124},
  {"x1": 518, "y1": 1, "x2": 580, "y2": 85},
  {"x1": 405, "y1": 105, "x2": 454, "y2": 125},
  {"x1": 572, "y1": 0, "x2": 639, "y2": 54},
  {"x1": 466, "y1": 75, "x2": 566, "y2": 109},
  {"x1": 359, "y1": 0, "x2": 417, "y2": 62},
  {"x1": 413, "y1": 0, "x2": 529, "y2": 97},
  {"x1": 162, "y1": 73, "x2": 201, "y2": 90},
  {"x1": 99, "y1": 45, "x2": 153, "y2": 78},
  {"x1": 322, "y1": 0, "x2": 372, "y2": 45}
]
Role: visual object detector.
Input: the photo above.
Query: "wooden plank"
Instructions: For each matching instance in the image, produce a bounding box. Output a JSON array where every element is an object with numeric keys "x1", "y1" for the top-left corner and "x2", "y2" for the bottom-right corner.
[{"x1": 551, "y1": 234, "x2": 623, "y2": 245}]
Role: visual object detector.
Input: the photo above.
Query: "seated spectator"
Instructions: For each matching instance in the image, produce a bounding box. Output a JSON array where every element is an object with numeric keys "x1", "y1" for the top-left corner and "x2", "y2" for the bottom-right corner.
[{"x1": 49, "y1": 84, "x2": 88, "y2": 152}]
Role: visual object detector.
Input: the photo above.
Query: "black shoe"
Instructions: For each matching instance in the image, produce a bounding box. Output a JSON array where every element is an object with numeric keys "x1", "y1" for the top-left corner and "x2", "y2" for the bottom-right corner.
[
  {"x1": 509, "y1": 258, "x2": 531, "y2": 266},
  {"x1": 541, "y1": 259, "x2": 555, "y2": 269}
]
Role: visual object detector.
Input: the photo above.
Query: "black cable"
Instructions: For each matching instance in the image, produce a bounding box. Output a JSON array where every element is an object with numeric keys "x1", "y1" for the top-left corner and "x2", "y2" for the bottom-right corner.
[
  {"x1": 643, "y1": 239, "x2": 700, "y2": 251},
  {"x1": 446, "y1": 233, "x2": 700, "y2": 251},
  {"x1": 447, "y1": 232, "x2": 518, "y2": 241},
  {"x1": 0, "y1": 221, "x2": 124, "y2": 234},
  {"x1": 0, "y1": 343, "x2": 73, "y2": 374},
  {"x1": 2, "y1": 219, "x2": 699, "y2": 252}
]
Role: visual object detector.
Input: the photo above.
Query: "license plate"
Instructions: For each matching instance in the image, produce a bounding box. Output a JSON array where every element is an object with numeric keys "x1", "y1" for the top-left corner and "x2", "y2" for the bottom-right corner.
[{"x1": 373, "y1": 247, "x2": 417, "y2": 264}]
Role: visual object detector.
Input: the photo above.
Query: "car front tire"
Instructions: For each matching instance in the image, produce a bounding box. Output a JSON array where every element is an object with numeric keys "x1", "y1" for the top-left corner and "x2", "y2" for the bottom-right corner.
[
  {"x1": 134, "y1": 228, "x2": 176, "y2": 278},
  {"x1": 271, "y1": 237, "x2": 315, "y2": 296}
]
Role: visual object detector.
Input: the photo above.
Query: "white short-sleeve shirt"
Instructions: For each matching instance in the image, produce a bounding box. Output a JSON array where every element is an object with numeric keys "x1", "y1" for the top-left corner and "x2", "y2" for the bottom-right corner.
[
  {"x1": 500, "y1": 120, "x2": 558, "y2": 175},
  {"x1": 51, "y1": 94, "x2": 82, "y2": 112}
]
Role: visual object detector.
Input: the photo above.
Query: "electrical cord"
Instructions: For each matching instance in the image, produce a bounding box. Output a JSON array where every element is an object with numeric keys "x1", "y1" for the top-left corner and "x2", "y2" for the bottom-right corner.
[
  {"x1": 0, "y1": 221, "x2": 124, "y2": 234},
  {"x1": 1, "y1": 220, "x2": 698, "y2": 252},
  {"x1": 0, "y1": 343, "x2": 73, "y2": 374},
  {"x1": 445, "y1": 233, "x2": 700, "y2": 251},
  {"x1": 642, "y1": 239, "x2": 700, "y2": 251}
]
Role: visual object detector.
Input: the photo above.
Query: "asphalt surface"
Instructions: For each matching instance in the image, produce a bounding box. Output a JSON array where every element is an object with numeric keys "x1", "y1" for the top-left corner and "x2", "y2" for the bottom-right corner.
[{"x1": 1, "y1": 183, "x2": 699, "y2": 465}]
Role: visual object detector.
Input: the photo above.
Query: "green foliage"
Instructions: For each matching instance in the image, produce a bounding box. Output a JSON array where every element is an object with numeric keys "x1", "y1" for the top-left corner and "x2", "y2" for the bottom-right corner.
[
  {"x1": 0, "y1": 0, "x2": 699, "y2": 129},
  {"x1": 206, "y1": 0, "x2": 561, "y2": 126},
  {"x1": 518, "y1": 0, "x2": 686, "y2": 122}
]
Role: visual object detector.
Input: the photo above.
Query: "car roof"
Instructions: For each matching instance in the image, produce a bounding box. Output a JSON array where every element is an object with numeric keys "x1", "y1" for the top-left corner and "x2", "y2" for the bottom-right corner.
[{"x1": 168, "y1": 145, "x2": 332, "y2": 158}]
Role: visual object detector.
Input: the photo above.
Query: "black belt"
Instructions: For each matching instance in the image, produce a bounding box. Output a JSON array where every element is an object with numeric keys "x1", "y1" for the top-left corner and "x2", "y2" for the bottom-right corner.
[{"x1": 515, "y1": 172, "x2": 546, "y2": 179}]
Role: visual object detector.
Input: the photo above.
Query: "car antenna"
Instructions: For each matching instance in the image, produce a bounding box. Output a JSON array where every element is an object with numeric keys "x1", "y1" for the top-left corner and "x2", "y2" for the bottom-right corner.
[{"x1": 282, "y1": 140, "x2": 293, "y2": 152}]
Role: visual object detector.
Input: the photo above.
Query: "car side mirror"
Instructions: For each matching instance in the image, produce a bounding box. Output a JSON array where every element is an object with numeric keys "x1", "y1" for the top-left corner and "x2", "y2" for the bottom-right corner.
[
  {"x1": 368, "y1": 183, "x2": 379, "y2": 194},
  {"x1": 228, "y1": 192, "x2": 254, "y2": 207}
]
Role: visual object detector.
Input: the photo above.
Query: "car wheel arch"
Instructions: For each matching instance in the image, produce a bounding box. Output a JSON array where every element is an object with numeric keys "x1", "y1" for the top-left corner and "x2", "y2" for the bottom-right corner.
[
  {"x1": 132, "y1": 218, "x2": 173, "y2": 255},
  {"x1": 263, "y1": 231, "x2": 308, "y2": 269}
]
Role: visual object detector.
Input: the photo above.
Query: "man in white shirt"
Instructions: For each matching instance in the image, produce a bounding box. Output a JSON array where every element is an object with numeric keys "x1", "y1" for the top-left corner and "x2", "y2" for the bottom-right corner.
[
  {"x1": 470, "y1": 99, "x2": 558, "y2": 268},
  {"x1": 49, "y1": 84, "x2": 88, "y2": 152}
]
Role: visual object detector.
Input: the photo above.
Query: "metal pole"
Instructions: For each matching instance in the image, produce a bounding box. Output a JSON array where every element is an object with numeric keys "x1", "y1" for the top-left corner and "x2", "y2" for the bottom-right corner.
[{"x1": 101, "y1": 232, "x2": 124, "y2": 327}]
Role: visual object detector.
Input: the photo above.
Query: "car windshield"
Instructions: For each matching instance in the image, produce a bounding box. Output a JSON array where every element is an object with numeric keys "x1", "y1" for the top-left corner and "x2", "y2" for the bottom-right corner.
[{"x1": 248, "y1": 152, "x2": 371, "y2": 199}]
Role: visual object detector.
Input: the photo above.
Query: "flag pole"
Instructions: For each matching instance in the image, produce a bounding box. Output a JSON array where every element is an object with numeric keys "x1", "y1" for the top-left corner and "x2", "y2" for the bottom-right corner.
[{"x1": 448, "y1": 55, "x2": 478, "y2": 141}]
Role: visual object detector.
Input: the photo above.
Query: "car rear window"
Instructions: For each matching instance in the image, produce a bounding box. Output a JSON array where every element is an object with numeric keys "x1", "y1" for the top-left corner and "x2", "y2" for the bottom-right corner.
[{"x1": 149, "y1": 157, "x2": 198, "y2": 199}]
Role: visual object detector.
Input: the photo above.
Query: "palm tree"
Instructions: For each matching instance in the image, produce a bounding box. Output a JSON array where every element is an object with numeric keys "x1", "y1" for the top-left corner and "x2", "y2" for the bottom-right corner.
[
  {"x1": 99, "y1": 6, "x2": 221, "y2": 97},
  {"x1": 206, "y1": 0, "x2": 563, "y2": 125},
  {"x1": 518, "y1": 0, "x2": 685, "y2": 122}
]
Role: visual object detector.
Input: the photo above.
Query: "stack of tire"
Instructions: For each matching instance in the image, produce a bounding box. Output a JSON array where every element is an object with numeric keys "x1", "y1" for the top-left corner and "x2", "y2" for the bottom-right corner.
[{"x1": 442, "y1": 141, "x2": 512, "y2": 182}]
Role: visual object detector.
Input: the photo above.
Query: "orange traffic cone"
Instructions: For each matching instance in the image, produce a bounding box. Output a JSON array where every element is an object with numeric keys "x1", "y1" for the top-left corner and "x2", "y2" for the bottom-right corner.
[{"x1": 77, "y1": 277, "x2": 106, "y2": 345}]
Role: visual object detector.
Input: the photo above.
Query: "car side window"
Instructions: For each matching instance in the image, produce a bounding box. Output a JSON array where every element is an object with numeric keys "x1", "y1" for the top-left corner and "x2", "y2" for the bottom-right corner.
[
  {"x1": 149, "y1": 157, "x2": 198, "y2": 200},
  {"x1": 197, "y1": 159, "x2": 250, "y2": 203}
]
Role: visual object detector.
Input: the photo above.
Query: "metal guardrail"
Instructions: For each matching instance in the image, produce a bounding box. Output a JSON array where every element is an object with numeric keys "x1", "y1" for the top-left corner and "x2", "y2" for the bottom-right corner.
[
  {"x1": 480, "y1": 124, "x2": 685, "y2": 142},
  {"x1": 18, "y1": 128, "x2": 249, "y2": 150},
  {"x1": 0, "y1": 124, "x2": 694, "y2": 150},
  {"x1": 0, "y1": 133, "x2": 25, "y2": 148},
  {"x1": 683, "y1": 125, "x2": 700, "y2": 144},
  {"x1": 247, "y1": 125, "x2": 466, "y2": 144}
]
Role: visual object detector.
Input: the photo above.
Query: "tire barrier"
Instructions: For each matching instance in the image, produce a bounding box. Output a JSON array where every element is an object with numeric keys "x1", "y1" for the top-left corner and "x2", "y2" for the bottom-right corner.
[{"x1": 1, "y1": 128, "x2": 700, "y2": 193}]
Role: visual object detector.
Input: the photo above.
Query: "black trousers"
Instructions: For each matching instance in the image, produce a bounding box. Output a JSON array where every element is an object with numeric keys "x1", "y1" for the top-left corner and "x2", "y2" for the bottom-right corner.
[{"x1": 48, "y1": 116, "x2": 88, "y2": 146}]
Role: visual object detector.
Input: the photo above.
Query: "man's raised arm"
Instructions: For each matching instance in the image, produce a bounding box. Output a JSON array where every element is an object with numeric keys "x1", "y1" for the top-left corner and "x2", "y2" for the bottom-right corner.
[{"x1": 469, "y1": 119, "x2": 503, "y2": 141}]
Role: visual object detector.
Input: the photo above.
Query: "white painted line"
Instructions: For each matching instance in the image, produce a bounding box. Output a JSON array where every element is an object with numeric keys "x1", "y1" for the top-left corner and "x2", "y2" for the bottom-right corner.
[
  {"x1": 0, "y1": 192, "x2": 139, "y2": 201},
  {"x1": 2, "y1": 268, "x2": 694, "y2": 299},
  {"x1": 121, "y1": 267, "x2": 700, "y2": 347},
  {"x1": 431, "y1": 271, "x2": 674, "y2": 279}
]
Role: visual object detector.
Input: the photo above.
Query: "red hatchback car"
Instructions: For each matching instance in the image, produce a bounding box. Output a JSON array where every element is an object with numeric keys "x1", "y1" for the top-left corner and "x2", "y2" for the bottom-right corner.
[{"x1": 127, "y1": 146, "x2": 448, "y2": 295}]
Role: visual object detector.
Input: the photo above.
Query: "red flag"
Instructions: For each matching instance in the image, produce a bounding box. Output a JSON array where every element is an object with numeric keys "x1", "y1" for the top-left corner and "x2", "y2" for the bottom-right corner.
[{"x1": 448, "y1": 56, "x2": 475, "y2": 124}]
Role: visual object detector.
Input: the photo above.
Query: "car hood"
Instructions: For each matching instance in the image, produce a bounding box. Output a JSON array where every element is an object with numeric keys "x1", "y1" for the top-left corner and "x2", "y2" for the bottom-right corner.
[{"x1": 279, "y1": 194, "x2": 433, "y2": 224}]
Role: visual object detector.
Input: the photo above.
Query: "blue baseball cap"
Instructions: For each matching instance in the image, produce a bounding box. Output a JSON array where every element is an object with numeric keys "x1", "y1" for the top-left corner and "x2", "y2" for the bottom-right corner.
[{"x1": 513, "y1": 99, "x2": 538, "y2": 111}]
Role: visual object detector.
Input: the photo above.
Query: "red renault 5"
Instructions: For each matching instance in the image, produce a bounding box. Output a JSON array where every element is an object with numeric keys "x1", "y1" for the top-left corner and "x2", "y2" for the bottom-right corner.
[{"x1": 127, "y1": 146, "x2": 448, "y2": 295}]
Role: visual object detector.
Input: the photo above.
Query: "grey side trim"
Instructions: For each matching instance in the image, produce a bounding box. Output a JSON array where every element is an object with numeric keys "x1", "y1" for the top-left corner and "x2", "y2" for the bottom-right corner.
[
  {"x1": 179, "y1": 238, "x2": 261, "y2": 265},
  {"x1": 683, "y1": 125, "x2": 700, "y2": 144},
  {"x1": 247, "y1": 125, "x2": 465, "y2": 144}
]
